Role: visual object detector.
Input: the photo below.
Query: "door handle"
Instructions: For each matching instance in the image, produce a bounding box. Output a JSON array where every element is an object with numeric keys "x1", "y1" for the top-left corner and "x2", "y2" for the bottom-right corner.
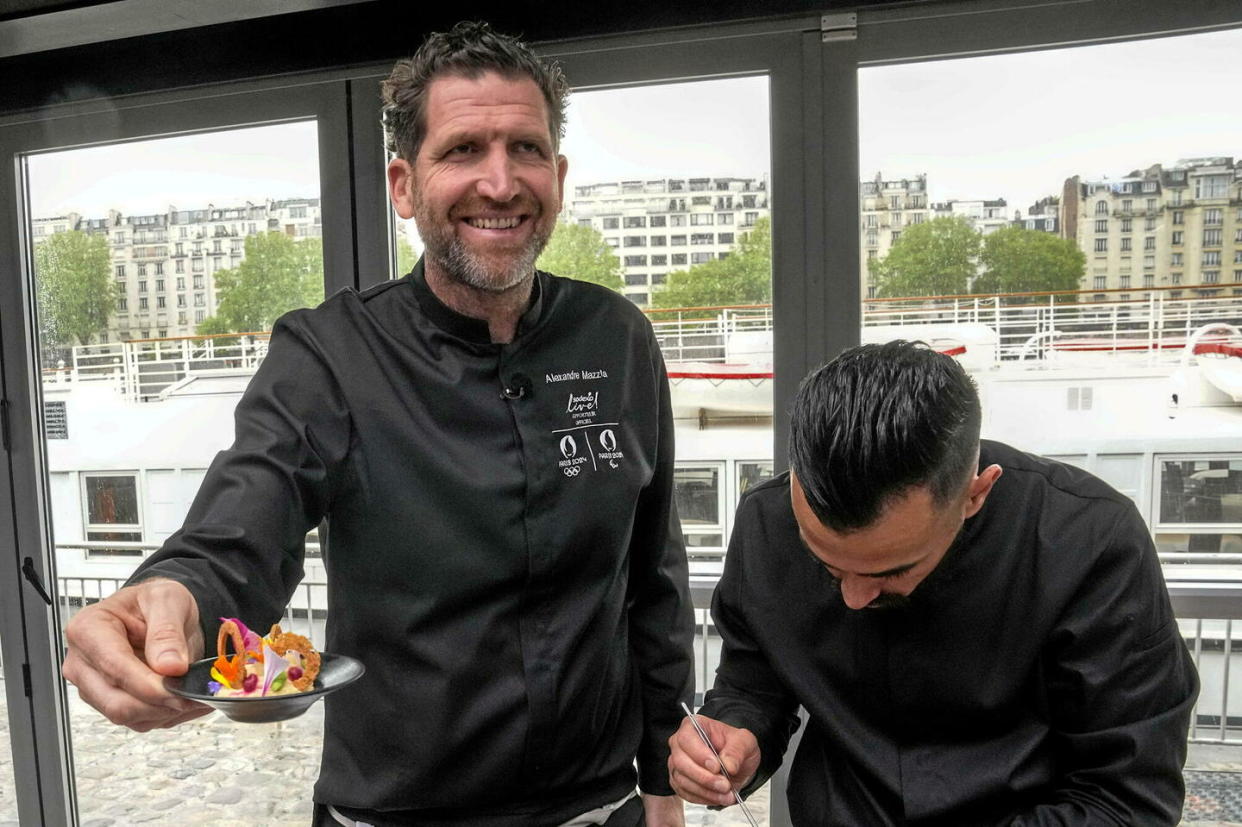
[{"x1": 21, "y1": 557, "x2": 53, "y2": 606}]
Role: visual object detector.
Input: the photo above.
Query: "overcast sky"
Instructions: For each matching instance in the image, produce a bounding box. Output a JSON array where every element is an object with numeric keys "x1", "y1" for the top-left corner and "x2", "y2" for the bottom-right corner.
[{"x1": 25, "y1": 26, "x2": 1241, "y2": 222}]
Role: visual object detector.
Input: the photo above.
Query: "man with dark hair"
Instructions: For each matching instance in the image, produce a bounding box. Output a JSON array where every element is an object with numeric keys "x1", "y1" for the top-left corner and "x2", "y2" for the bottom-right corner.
[
  {"x1": 63, "y1": 21, "x2": 693, "y2": 827},
  {"x1": 668, "y1": 340, "x2": 1198, "y2": 824}
]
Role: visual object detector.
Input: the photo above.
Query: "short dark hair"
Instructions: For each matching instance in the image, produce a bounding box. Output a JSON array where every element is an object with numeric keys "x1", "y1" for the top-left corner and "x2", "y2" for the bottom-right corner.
[
  {"x1": 381, "y1": 20, "x2": 569, "y2": 162},
  {"x1": 788, "y1": 340, "x2": 982, "y2": 532}
]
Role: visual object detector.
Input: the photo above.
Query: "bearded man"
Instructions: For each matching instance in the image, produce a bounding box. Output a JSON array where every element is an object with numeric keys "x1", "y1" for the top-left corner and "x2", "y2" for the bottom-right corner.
[{"x1": 63, "y1": 21, "x2": 693, "y2": 827}]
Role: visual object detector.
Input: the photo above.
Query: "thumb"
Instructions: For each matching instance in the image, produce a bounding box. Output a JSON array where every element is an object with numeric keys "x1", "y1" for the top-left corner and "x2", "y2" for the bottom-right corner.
[
  {"x1": 141, "y1": 590, "x2": 194, "y2": 676},
  {"x1": 717, "y1": 740, "x2": 751, "y2": 779}
]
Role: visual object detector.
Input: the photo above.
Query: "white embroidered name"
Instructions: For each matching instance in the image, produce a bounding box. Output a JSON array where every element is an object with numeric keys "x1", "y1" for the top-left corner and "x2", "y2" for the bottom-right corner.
[{"x1": 545, "y1": 368, "x2": 609, "y2": 383}]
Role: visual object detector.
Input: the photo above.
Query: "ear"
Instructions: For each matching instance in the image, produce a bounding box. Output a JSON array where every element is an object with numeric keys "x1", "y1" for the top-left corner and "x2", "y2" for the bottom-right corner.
[
  {"x1": 387, "y1": 158, "x2": 416, "y2": 220},
  {"x1": 555, "y1": 154, "x2": 569, "y2": 214},
  {"x1": 963, "y1": 464, "x2": 1002, "y2": 519}
]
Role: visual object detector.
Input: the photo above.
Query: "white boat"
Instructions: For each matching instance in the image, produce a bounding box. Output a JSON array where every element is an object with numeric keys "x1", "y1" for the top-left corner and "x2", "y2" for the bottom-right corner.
[{"x1": 34, "y1": 289, "x2": 1242, "y2": 731}]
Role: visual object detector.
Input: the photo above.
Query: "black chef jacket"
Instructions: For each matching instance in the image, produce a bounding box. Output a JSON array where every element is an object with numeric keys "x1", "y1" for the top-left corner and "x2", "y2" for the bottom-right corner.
[
  {"x1": 702, "y1": 441, "x2": 1198, "y2": 826},
  {"x1": 131, "y1": 261, "x2": 694, "y2": 825}
]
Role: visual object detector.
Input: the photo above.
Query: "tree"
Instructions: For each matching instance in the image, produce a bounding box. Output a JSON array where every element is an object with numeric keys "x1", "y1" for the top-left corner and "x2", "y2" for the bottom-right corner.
[
  {"x1": 396, "y1": 236, "x2": 420, "y2": 277},
  {"x1": 973, "y1": 225, "x2": 1086, "y2": 298},
  {"x1": 870, "y1": 216, "x2": 980, "y2": 298},
  {"x1": 652, "y1": 217, "x2": 772, "y2": 309},
  {"x1": 536, "y1": 221, "x2": 623, "y2": 290},
  {"x1": 199, "y1": 232, "x2": 324, "y2": 333},
  {"x1": 34, "y1": 229, "x2": 115, "y2": 356}
]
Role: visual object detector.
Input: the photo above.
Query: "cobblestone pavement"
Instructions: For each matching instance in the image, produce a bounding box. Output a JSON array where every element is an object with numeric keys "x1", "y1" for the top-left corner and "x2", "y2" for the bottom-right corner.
[{"x1": 0, "y1": 681, "x2": 768, "y2": 826}]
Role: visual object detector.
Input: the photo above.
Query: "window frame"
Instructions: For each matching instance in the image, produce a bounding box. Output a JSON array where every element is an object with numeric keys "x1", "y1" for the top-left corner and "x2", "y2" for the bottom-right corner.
[
  {"x1": 0, "y1": 74, "x2": 363, "y2": 825},
  {"x1": 79, "y1": 472, "x2": 145, "y2": 558},
  {"x1": 1152, "y1": 455, "x2": 1242, "y2": 557},
  {"x1": 673, "y1": 461, "x2": 728, "y2": 556}
]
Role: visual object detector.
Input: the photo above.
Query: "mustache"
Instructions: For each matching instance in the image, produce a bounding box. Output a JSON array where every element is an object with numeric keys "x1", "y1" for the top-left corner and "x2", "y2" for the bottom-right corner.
[
  {"x1": 450, "y1": 196, "x2": 541, "y2": 217},
  {"x1": 825, "y1": 573, "x2": 912, "y2": 611}
]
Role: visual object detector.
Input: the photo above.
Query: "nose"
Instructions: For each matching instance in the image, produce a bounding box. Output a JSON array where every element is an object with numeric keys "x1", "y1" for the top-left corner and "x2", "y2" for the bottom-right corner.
[
  {"x1": 476, "y1": 147, "x2": 519, "y2": 203},
  {"x1": 840, "y1": 576, "x2": 883, "y2": 610}
]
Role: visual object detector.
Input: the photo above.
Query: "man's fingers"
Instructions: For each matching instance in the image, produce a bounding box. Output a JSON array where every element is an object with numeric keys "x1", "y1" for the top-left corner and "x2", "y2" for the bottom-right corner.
[
  {"x1": 138, "y1": 581, "x2": 199, "y2": 676},
  {"x1": 62, "y1": 580, "x2": 205, "y2": 731},
  {"x1": 67, "y1": 661, "x2": 191, "y2": 730},
  {"x1": 668, "y1": 720, "x2": 737, "y2": 806}
]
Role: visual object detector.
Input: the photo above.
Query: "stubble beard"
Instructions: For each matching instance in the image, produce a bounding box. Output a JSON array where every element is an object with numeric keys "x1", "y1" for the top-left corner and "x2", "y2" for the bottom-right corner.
[{"x1": 415, "y1": 194, "x2": 552, "y2": 294}]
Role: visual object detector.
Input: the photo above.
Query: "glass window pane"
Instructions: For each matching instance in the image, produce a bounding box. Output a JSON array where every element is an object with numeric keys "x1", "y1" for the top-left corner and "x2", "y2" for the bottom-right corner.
[
  {"x1": 25, "y1": 121, "x2": 326, "y2": 821},
  {"x1": 858, "y1": 28, "x2": 1242, "y2": 572},
  {"x1": 674, "y1": 465, "x2": 721, "y2": 526},
  {"x1": 738, "y1": 460, "x2": 775, "y2": 498},
  {"x1": 1159, "y1": 459, "x2": 1242, "y2": 525},
  {"x1": 540, "y1": 76, "x2": 774, "y2": 568},
  {"x1": 84, "y1": 475, "x2": 139, "y2": 526}
]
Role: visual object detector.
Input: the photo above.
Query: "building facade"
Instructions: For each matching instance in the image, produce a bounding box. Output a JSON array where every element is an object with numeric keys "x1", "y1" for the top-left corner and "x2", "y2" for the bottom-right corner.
[
  {"x1": 860, "y1": 173, "x2": 931, "y2": 298},
  {"x1": 32, "y1": 198, "x2": 321, "y2": 341},
  {"x1": 1061, "y1": 157, "x2": 1242, "y2": 299},
  {"x1": 1014, "y1": 196, "x2": 1060, "y2": 234},
  {"x1": 566, "y1": 177, "x2": 770, "y2": 307}
]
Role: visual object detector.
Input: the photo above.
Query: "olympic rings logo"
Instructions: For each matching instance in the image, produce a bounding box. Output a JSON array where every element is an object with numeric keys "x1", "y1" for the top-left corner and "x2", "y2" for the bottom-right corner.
[{"x1": 563, "y1": 466, "x2": 581, "y2": 477}]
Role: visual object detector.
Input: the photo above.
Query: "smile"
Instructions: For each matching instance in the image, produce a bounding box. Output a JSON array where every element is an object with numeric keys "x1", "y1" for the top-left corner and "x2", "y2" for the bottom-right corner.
[{"x1": 466, "y1": 216, "x2": 522, "y2": 229}]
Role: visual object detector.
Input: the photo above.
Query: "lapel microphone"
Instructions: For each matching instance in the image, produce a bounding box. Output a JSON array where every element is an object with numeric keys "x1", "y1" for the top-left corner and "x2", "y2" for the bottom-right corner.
[{"x1": 502, "y1": 373, "x2": 532, "y2": 400}]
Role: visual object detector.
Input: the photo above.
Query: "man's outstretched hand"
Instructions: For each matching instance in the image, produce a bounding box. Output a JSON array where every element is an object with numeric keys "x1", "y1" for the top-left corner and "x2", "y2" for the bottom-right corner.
[{"x1": 62, "y1": 578, "x2": 210, "y2": 731}]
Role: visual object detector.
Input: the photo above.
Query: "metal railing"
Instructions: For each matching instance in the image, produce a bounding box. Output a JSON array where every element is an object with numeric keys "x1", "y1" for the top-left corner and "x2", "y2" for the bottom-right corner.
[
  {"x1": 19, "y1": 572, "x2": 1234, "y2": 741},
  {"x1": 43, "y1": 291, "x2": 1242, "y2": 401}
]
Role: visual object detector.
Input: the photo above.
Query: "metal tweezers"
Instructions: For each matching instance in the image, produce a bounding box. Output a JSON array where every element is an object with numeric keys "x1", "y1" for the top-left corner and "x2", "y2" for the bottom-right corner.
[{"x1": 680, "y1": 702, "x2": 760, "y2": 827}]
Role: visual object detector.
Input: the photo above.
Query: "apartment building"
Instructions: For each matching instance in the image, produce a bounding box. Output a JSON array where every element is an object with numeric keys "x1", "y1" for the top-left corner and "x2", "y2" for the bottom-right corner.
[
  {"x1": 1014, "y1": 196, "x2": 1060, "y2": 233},
  {"x1": 1061, "y1": 157, "x2": 1242, "y2": 298},
  {"x1": 931, "y1": 198, "x2": 1009, "y2": 235},
  {"x1": 859, "y1": 173, "x2": 932, "y2": 298},
  {"x1": 567, "y1": 176, "x2": 770, "y2": 306},
  {"x1": 31, "y1": 198, "x2": 321, "y2": 341}
]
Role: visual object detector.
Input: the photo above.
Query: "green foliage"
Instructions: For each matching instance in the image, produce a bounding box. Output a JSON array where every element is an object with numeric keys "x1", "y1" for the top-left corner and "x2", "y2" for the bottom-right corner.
[
  {"x1": 652, "y1": 217, "x2": 772, "y2": 310},
  {"x1": 193, "y1": 315, "x2": 234, "y2": 336},
  {"x1": 536, "y1": 222, "x2": 623, "y2": 290},
  {"x1": 207, "y1": 232, "x2": 324, "y2": 333},
  {"x1": 973, "y1": 225, "x2": 1086, "y2": 298},
  {"x1": 870, "y1": 216, "x2": 980, "y2": 298},
  {"x1": 396, "y1": 236, "x2": 419, "y2": 277},
  {"x1": 34, "y1": 229, "x2": 115, "y2": 354}
]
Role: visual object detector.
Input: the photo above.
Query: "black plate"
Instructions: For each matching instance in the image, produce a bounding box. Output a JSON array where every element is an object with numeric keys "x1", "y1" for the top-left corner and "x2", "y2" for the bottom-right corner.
[{"x1": 164, "y1": 653, "x2": 365, "y2": 723}]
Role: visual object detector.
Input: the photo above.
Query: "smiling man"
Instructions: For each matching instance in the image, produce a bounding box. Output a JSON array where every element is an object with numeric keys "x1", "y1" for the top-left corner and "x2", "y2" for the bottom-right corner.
[
  {"x1": 668, "y1": 341, "x2": 1198, "y2": 825},
  {"x1": 62, "y1": 21, "x2": 692, "y2": 827}
]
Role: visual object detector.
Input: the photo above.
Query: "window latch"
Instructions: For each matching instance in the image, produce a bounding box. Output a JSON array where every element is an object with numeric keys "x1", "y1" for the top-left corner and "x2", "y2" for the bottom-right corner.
[{"x1": 22, "y1": 557, "x2": 53, "y2": 606}]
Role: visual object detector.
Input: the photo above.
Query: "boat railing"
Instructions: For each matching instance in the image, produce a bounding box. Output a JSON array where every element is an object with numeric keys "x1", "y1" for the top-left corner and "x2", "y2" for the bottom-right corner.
[
  {"x1": 19, "y1": 557, "x2": 1242, "y2": 746},
  {"x1": 46, "y1": 291, "x2": 1242, "y2": 401}
]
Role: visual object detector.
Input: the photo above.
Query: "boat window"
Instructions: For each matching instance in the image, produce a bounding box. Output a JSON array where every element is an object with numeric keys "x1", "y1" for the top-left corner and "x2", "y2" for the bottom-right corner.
[
  {"x1": 674, "y1": 463, "x2": 726, "y2": 554},
  {"x1": 81, "y1": 473, "x2": 143, "y2": 555},
  {"x1": 737, "y1": 460, "x2": 775, "y2": 500},
  {"x1": 1157, "y1": 458, "x2": 1242, "y2": 556}
]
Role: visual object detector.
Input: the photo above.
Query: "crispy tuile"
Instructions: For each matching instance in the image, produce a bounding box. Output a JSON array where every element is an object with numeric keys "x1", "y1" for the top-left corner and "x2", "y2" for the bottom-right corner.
[{"x1": 266, "y1": 624, "x2": 321, "y2": 691}]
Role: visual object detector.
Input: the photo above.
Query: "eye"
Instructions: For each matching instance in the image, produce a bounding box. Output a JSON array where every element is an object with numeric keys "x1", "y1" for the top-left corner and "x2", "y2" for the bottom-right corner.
[
  {"x1": 514, "y1": 141, "x2": 544, "y2": 155},
  {"x1": 447, "y1": 143, "x2": 475, "y2": 156}
]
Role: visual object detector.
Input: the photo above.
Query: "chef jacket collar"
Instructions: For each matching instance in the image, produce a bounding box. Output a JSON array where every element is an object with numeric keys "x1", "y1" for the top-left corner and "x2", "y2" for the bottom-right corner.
[{"x1": 407, "y1": 257, "x2": 545, "y2": 345}]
